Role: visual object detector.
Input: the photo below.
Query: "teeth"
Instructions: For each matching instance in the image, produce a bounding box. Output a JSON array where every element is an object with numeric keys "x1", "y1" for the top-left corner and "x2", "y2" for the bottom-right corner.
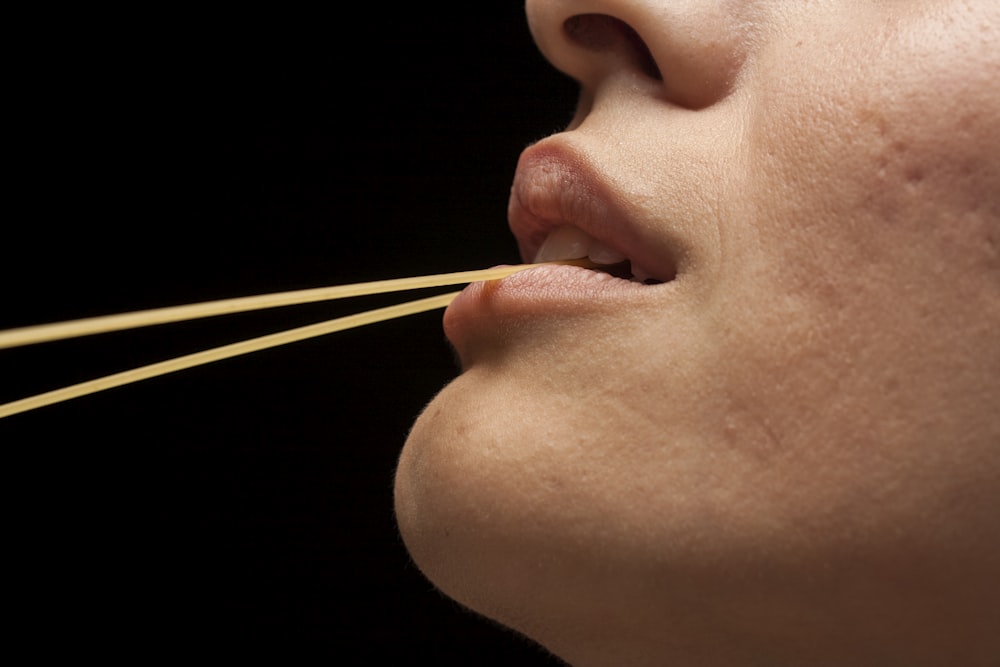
[
  {"x1": 534, "y1": 226, "x2": 626, "y2": 266},
  {"x1": 534, "y1": 226, "x2": 665, "y2": 284},
  {"x1": 587, "y1": 240, "x2": 626, "y2": 265},
  {"x1": 533, "y1": 226, "x2": 592, "y2": 263}
]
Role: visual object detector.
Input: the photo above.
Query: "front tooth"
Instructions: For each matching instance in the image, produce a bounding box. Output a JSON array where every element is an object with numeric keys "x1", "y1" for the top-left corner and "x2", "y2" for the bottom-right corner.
[
  {"x1": 588, "y1": 240, "x2": 626, "y2": 265},
  {"x1": 533, "y1": 226, "x2": 593, "y2": 263}
]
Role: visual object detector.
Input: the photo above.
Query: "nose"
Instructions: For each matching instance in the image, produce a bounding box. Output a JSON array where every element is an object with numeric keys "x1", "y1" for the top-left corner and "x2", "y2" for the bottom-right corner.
[{"x1": 525, "y1": 0, "x2": 751, "y2": 110}]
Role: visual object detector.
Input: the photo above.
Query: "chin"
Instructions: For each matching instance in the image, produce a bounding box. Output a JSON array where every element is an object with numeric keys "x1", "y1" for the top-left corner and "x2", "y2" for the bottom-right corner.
[{"x1": 395, "y1": 359, "x2": 1000, "y2": 667}]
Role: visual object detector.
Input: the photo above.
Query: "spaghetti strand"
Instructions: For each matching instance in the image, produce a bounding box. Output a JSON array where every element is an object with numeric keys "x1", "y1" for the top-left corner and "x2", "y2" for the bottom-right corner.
[
  {"x1": 0, "y1": 261, "x2": 591, "y2": 350},
  {"x1": 0, "y1": 291, "x2": 460, "y2": 419}
]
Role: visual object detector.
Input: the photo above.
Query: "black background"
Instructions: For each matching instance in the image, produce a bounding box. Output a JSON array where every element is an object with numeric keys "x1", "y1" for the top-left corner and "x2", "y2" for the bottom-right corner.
[{"x1": 1, "y1": 5, "x2": 578, "y2": 663}]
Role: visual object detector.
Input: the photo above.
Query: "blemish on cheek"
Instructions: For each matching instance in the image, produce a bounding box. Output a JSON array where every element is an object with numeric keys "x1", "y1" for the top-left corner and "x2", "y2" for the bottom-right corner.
[
  {"x1": 904, "y1": 166, "x2": 926, "y2": 188},
  {"x1": 980, "y1": 231, "x2": 999, "y2": 269},
  {"x1": 876, "y1": 155, "x2": 889, "y2": 180}
]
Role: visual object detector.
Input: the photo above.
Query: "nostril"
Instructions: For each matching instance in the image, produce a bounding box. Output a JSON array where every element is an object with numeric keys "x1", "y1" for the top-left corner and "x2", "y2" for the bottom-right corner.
[{"x1": 563, "y1": 14, "x2": 662, "y2": 81}]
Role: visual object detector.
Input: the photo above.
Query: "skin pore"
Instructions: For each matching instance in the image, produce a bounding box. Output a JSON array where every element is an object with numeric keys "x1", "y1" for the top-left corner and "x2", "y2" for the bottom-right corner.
[{"x1": 395, "y1": 1, "x2": 1000, "y2": 665}]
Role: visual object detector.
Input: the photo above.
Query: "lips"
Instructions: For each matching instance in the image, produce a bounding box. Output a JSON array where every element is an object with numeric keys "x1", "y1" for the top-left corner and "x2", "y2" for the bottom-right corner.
[
  {"x1": 508, "y1": 142, "x2": 677, "y2": 285},
  {"x1": 442, "y1": 139, "x2": 680, "y2": 353}
]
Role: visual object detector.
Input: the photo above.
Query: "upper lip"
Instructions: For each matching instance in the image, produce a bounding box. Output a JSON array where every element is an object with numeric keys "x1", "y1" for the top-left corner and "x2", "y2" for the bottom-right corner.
[{"x1": 507, "y1": 138, "x2": 674, "y2": 281}]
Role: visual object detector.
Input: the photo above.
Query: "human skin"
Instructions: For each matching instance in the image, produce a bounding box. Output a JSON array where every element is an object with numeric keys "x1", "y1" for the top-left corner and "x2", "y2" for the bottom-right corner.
[{"x1": 394, "y1": 1, "x2": 1000, "y2": 665}]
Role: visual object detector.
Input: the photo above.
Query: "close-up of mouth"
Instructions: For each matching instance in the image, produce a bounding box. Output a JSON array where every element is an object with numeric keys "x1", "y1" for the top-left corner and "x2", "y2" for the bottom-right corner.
[
  {"x1": 532, "y1": 225, "x2": 672, "y2": 284},
  {"x1": 507, "y1": 141, "x2": 681, "y2": 291}
]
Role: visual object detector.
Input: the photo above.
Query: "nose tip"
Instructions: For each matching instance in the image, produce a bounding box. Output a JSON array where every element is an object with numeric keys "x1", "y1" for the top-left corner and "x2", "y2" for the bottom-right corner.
[{"x1": 526, "y1": 0, "x2": 750, "y2": 110}]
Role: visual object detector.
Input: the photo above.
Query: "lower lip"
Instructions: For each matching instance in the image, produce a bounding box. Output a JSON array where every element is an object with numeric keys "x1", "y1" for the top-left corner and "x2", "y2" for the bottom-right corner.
[{"x1": 443, "y1": 263, "x2": 666, "y2": 345}]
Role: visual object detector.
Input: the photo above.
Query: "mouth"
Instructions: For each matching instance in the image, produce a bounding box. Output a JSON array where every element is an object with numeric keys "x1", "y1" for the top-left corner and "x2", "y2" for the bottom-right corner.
[
  {"x1": 442, "y1": 140, "x2": 684, "y2": 360},
  {"x1": 508, "y1": 141, "x2": 679, "y2": 289},
  {"x1": 533, "y1": 226, "x2": 674, "y2": 285}
]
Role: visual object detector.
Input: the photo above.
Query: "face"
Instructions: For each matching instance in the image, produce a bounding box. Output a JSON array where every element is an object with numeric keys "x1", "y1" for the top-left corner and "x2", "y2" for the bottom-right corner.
[{"x1": 395, "y1": 1, "x2": 1000, "y2": 665}]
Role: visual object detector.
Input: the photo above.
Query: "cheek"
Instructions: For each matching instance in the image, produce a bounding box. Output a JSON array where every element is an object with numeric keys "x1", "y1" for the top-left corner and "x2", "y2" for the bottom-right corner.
[
  {"x1": 745, "y1": 7, "x2": 1000, "y2": 263},
  {"x1": 709, "y1": 9, "x2": 1000, "y2": 525},
  {"x1": 733, "y1": 10, "x2": 999, "y2": 366}
]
